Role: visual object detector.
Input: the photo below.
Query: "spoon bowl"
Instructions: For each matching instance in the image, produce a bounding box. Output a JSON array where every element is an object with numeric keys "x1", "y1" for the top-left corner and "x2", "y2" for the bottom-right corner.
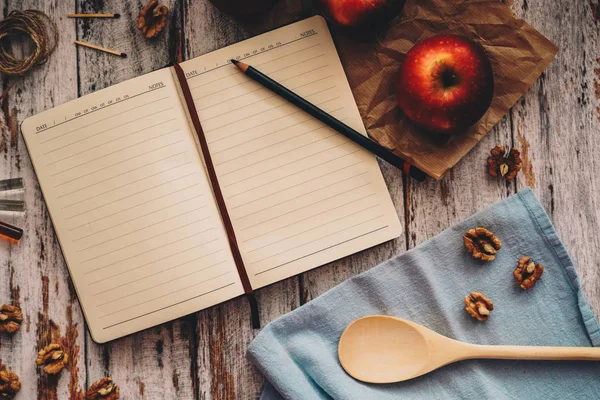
[
  {"x1": 338, "y1": 316, "x2": 457, "y2": 383},
  {"x1": 338, "y1": 315, "x2": 600, "y2": 384}
]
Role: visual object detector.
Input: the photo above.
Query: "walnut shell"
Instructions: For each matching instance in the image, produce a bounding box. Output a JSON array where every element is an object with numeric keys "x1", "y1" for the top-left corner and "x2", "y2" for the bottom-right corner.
[
  {"x1": 137, "y1": 0, "x2": 168, "y2": 39},
  {"x1": 465, "y1": 292, "x2": 494, "y2": 321},
  {"x1": 0, "y1": 369, "x2": 21, "y2": 399},
  {"x1": 0, "y1": 304, "x2": 23, "y2": 334},
  {"x1": 487, "y1": 145, "x2": 522, "y2": 180},
  {"x1": 36, "y1": 343, "x2": 68, "y2": 375},
  {"x1": 463, "y1": 227, "x2": 502, "y2": 261},
  {"x1": 86, "y1": 377, "x2": 120, "y2": 400},
  {"x1": 514, "y1": 256, "x2": 544, "y2": 290}
]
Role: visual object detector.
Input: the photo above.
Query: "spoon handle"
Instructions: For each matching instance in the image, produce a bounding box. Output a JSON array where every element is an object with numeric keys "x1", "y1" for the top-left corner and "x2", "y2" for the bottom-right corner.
[{"x1": 467, "y1": 344, "x2": 600, "y2": 361}]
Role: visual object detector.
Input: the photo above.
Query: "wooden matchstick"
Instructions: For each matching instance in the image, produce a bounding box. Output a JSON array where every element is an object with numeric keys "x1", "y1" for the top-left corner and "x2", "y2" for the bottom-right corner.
[
  {"x1": 67, "y1": 13, "x2": 120, "y2": 18},
  {"x1": 74, "y1": 40, "x2": 127, "y2": 58}
]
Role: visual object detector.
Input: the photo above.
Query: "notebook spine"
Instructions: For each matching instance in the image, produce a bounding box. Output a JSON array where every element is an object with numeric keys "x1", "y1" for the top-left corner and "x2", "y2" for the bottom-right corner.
[{"x1": 172, "y1": 63, "x2": 260, "y2": 329}]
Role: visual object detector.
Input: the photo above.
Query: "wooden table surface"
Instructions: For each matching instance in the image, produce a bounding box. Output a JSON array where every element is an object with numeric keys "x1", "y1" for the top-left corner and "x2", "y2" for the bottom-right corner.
[{"x1": 0, "y1": 0, "x2": 599, "y2": 398}]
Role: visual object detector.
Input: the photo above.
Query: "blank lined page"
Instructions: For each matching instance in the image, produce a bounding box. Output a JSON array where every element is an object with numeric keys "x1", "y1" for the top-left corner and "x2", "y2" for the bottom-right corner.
[
  {"x1": 21, "y1": 68, "x2": 243, "y2": 342},
  {"x1": 180, "y1": 16, "x2": 402, "y2": 288}
]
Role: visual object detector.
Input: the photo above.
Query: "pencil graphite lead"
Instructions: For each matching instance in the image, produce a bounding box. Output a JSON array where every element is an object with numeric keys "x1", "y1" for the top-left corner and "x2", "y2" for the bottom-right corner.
[{"x1": 231, "y1": 60, "x2": 248, "y2": 73}]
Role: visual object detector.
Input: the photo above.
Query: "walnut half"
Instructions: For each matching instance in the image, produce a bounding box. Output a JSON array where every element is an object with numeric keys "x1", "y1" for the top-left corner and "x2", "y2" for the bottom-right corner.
[
  {"x1": 514, "y1": 256, "x2": 544, "y2": 290},
  {"x1": 86, "y1": 377, "x2": 120, "y2": 400},
  {"x1": 465, "y1": 292, "x2": 494, "y2": 321},
  {"x1": 137, "y1": 0, "x2": 169, "y2": 39},
  {"x1": 0, "y1": 304, "x2": 23, "y2": 334},
  {"x1": 0, "y1": 369, "x2": 21, "y2": 399},
  {"x1": 463, "y1": 227, "x2": 502, "y2": 261},
  {"x1": 36, "y1": 343, "x2": 69, "y2": 375},
  {"x1": 487, "y1": 145, "x2": 522, "y2": 180}
]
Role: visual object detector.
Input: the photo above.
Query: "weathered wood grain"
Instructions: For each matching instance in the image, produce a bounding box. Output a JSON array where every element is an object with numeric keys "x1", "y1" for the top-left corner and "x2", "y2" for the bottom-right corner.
[
  {"x1": 183, "y1": 1, "x2": 306, "y2": 398},
  {"x1": 405, "y1": 119, "x2": 514, "y2": 250},
  {"x1": 508, "y1": 0, "x2": 600, "y2": 319},
  {"x1": 2, "y1": 0, "x2": 600, "y2": 399},
  {"x1": 75, "y1": 1, "x2": 196, "y2": 398},
  {"x1": 0, "y1": 1, "x2": 87, "y2": 399}
]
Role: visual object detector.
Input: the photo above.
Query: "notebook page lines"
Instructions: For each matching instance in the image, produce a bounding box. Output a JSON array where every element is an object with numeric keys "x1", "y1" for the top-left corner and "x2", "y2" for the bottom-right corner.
[
  {"x1": 182, "y1": 25, "x2": 391, "y2": 282},
  {"x1": 21, "y1": 69, "x2": 243, "y2": 335}
]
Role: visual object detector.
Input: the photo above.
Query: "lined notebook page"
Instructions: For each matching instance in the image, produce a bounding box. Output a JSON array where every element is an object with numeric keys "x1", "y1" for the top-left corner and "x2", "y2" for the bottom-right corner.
[
  {"x1": 180, "y1": 16, "x2": 401, "y2": 288},
  {"x1": 21, "y1": 68, "x2": 243, "y2": 343}
]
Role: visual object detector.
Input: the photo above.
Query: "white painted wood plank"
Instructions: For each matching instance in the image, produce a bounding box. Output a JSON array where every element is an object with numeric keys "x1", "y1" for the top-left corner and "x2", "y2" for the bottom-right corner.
[
  {"x1": 2, "y1": 1, "x2": 599, "y2": 399},
  {"x1": 405, "y1": 119, "x2": 514, "y2": 250},
  {"x1": 509, "y1": 0, "x2": 600, "y2": 318},
  {"x1": 0, "y1": 1, "x2": 87, "y2": 399}
]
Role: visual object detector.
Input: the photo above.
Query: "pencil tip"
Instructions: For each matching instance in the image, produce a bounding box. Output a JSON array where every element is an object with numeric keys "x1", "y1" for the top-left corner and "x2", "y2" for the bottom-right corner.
[
  {"x1": 120, "y1": 53, "x2": 127, "y2": 58},
  {"x1": 114, "y1": 13, "x2": 120, "y2": 18},
  {"x1": 230, "y1": 59, "x2": 249, "y2": 72}
]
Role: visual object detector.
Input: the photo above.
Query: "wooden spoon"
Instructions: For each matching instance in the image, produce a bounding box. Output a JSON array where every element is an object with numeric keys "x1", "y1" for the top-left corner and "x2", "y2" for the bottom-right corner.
[{"x1": 338, "y1": 315, "x2": 600, "y2": 383}]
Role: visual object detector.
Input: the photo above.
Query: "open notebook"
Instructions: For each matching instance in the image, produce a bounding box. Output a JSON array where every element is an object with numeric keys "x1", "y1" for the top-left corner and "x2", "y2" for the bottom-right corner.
[{"x1": 21, "y1": 16, "x2": 401, "y2": 343}]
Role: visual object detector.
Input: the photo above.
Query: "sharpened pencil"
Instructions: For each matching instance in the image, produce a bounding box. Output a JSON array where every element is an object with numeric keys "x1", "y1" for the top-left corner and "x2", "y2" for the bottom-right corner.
[
  {"x1": 230, "y1": 59, "x2": 426, "y2": 182},
  {"x1": 0, "y1": 220, "x2": 23, "y2": 242},
  {"x1": 67, "y1": 13, "x2": 120, "y2": 18},
  {"x1": 74, "y1": 40, "x2": 127, "y2": 58}
]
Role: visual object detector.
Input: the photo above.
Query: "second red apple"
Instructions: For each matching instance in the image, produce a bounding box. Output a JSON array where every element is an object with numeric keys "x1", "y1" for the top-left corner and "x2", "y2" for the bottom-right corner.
[
  {"x1": 208, "y1": 0, "x2": 278, "y2": 20},
  {"x1": 319, "y1": 0, "x2": 405, "y2": 29}
]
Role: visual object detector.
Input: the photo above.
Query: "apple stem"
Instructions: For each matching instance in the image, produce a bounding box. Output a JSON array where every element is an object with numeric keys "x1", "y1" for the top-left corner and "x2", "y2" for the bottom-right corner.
[{"x1": 441, "y1": 69, "x2": 458, "y2": 88}]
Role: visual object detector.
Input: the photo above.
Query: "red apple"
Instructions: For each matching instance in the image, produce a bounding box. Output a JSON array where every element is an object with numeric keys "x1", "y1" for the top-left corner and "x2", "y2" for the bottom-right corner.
[
  {"x1": 396, "y1": 34, "x2": 494, "y2": 135},
  {"x1": 208, "y1": 0, "x2": 279, "y2": 20},
  {"x1": 319, "y1": 0, "x2": 405, "y2": 29}
]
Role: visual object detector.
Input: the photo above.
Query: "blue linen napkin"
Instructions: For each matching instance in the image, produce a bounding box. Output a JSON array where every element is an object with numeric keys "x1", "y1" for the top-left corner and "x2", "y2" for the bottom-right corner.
[{"x1": 248, "y1": 188, "x2": 600, "y2": 400}]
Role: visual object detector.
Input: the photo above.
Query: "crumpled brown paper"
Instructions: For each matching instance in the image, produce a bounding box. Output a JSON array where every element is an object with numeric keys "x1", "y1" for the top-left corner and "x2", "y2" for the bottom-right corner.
[{"x1": 334, "y1": 0, "x2": 558, "y2": 179}]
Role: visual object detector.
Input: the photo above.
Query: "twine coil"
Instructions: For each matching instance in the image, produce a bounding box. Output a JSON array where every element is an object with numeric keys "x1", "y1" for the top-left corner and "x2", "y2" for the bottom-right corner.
[{"x1": 0, "y1": 10, "x2": 58, "y2": 76}]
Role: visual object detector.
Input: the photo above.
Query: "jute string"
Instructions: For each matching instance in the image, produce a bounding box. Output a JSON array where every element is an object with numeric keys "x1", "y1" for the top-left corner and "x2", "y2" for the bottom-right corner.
[{"x1": 0, "y1": 9, "x2": 58, "y2": 76}]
